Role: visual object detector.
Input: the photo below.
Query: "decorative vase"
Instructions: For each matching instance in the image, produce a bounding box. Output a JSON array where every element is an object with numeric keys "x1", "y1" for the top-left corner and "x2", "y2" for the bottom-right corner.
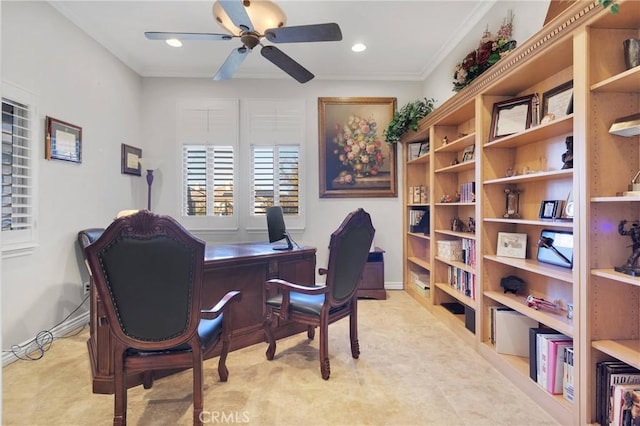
[
  {"x1": 623, "y1": 38, "x2": 640, "y2": 70},
  {"x1": 352, "y1": 162, "x2": 364, "y2": 177}
]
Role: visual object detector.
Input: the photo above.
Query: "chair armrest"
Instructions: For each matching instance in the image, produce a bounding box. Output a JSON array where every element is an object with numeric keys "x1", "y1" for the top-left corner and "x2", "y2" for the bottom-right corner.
[
  {"x1": 201, "y1": 290, "x2": 242, "y2": 320},
  {"x1": 265, "y1": 279, "x2": 327, "y2": 295},
  {"x1": 318, "y1": 268, "x2": 328, "y2": 276}
]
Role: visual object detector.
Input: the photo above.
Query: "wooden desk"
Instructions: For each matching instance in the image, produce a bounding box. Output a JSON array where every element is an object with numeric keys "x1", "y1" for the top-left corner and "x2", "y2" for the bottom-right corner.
[{"x1": 87, "y1": 242, "x2": 316, "y2": 394}]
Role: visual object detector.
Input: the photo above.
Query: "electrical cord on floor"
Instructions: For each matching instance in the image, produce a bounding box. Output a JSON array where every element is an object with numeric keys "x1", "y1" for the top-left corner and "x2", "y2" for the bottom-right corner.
[{"x1": 3, "y1": 293, "x2": 90, "y2": 362}]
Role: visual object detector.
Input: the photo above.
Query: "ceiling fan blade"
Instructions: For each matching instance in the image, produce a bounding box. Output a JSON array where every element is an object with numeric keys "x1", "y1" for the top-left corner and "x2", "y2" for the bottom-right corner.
[
  {"x1": 217, "y1": 0, "x2": 254, "y2": 33},
  {"x1": 260, "y1": 45, "x2": 314, "y2": 84},
  {"x1": 214, "y1": 47, "x2": 249, "y2": 81},
  {"x1": 145, "y1": 32, "x2": 233, "y2": 41},
  {"x1": 264, "y1": 23, "x2": 342, "y2": 43}
]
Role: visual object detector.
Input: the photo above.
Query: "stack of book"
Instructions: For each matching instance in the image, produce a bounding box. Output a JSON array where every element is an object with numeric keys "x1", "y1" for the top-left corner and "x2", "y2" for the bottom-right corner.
[
  {"x1": 595, "y1": 360, "x2": 640, "y2": 426},
  {"x1": 528, "y1": 328, "x2": 573, "y2": 396}
]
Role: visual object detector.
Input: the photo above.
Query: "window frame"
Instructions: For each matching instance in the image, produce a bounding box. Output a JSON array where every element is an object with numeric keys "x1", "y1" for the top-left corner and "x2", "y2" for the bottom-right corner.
[
  {"x1": 1, "y1": 81, "x2": 39, "y2": 257},
  {"x1": 177, "y1": 99, "x2": 239, "y2": 231}
]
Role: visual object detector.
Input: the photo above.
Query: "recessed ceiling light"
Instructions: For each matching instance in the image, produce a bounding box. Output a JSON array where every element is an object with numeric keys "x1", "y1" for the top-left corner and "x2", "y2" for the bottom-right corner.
[
  {"x1": 351, "y1": 43, "x2": 366, "y2": 53},
  {"x1": 166, "y1": 38, "x2": 183, "y2": 48}
]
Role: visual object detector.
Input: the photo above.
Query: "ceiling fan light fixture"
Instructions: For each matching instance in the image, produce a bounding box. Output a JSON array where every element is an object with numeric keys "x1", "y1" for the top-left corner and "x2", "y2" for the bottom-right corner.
[
  {"x1": 212, "y1": 0, "x2": 286, "y2": 36},
  {"x1": 352, "y1": 43, "x2": 366, "y2": 53},
  {"x1": 165, "y1": 38, "x2": 183, "y2": 48}
]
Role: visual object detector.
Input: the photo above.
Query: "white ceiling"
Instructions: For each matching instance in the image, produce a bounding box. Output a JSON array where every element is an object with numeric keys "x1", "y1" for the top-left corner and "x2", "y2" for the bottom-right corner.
[{"x1": 50, "y1": 0, "x2": 498, "y2": 82}]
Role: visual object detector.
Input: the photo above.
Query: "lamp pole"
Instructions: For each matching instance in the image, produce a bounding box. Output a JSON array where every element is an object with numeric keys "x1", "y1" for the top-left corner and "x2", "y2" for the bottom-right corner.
[{"x1": 146, "y1": 169, "x2": 155, "y2": 211}]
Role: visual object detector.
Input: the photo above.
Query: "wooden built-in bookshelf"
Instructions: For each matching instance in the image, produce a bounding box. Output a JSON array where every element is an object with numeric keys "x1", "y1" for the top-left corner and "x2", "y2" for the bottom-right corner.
[{"x1": 400, "y1": 1, "x2": 640, "y2": 424}]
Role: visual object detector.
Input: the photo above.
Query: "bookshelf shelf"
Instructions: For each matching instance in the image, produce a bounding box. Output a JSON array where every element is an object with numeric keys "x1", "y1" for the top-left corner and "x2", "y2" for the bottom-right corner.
[
  {"x1": 484, "y1": 291, "x2": 573, "y2": 337},
  {"x1": 434, "y1": 229, "x2": 476, "y2": 240},
  {"x1": 434, "y1": 160, "x2": 475, "y2": 174},
  {"x1": 407, "y1": 153, "x2": 430, "y2": 165},
  {"x1": 434, "y1": 282, "x2": 476, "y2": 309},
  {"x1": 483, "y1": 169, "x2": 573, "y2": 185},
  {"x1": 591, "y1": 196, "x2": 640, "y2": 203},
  {"x1": 591, "y1": 340, "x2": 640, "y2": 370},
  {"x1": 484, "y1": 255, "x2": 573, "y2": 283},
  {"x1": 483, "y1": 115, "x2": 573, "y2": 149},
  {"x1": 434, "y1": 132, "x2": 476, "y2": 153},
  {"x1": 483, "y1": 217, "x2": 574, "y2": 229},
  {"x1": 408, "y1": 232, "x2": 430, "y2": 241},
  {"x1": 435, "y1": 256, "x2": 475, "y2": 274},
  {"x1": 407, "y1": 256, "x2": 430, "y2": 271},
  {"x1": 590, "y1": 66, "x2": 640, "y2": 93},
  {"x1": 591, "y1": 269, "x2": 640, "y2": 288}
]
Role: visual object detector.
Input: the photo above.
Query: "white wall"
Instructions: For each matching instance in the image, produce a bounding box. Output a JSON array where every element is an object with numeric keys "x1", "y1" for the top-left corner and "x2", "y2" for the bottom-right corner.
[
  {"x1": 0, "y1": 0, "x2": 551, "y2": 354},
  {"x1": 422, "y1": 1, "x2": 549, "y2": 105},
  {"x1": 1, "y1": 1, "x2": 144, "y2": 348},
  {"x1": 140, "y1": 77, "x2": 422, "y2": 287}
]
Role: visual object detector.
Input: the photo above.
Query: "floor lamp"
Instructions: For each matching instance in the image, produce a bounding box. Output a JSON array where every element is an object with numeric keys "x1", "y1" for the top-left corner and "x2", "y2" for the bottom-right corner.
[
  {"x1": 139, "y1": 158, "x2": 160, "y2": 211},
  {"x1": 146, "y1": 169, "x2": 155, "y2": 211}
]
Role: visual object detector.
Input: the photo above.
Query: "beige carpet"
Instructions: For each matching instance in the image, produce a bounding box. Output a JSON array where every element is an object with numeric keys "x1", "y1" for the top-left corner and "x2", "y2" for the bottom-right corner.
[{"x1": 2, "y1": 291, "x2": 559, "y2": 425}]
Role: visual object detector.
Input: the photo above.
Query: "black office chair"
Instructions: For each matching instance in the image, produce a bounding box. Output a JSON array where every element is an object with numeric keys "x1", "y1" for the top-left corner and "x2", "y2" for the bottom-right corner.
[
  {"x1": 84, "y1": 210, "x2": 241, "y2": 426},
  {"x1": 263, "y1": 208, "x2": 375, "y2": 379}
]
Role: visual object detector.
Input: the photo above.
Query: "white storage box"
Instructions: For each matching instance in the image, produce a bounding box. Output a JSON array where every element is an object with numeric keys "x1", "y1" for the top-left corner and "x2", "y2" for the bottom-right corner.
[{"x1": 437, "y1": 240, "x2": 462, "y2": 261}]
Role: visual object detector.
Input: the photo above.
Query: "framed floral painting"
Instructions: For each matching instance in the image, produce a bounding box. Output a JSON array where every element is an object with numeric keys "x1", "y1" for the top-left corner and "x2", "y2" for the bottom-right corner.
[{"x1": 318, "y1": 97, "x2": 397, "y2": 198}]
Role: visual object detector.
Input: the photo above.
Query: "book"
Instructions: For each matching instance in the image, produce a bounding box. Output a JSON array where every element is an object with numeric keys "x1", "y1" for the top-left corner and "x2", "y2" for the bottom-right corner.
[
  {"x1": 536, "y1": 333, "x2": 570, "y2": 389},
  {"x1": 546, "y1": 340, "x2": 572, "y2": 394},
  {"x1": 494, "y1": 310, "x2": 538, "y2": 357},
  {"x1": 596, "y1": 361, "x2": 640, "y2": 426},
  {"x1": 528, "y1": 327, "x2": 557, "y2": 381},
  {"x1": 563, "y1": 346, "x2": 574, "y2": 402},
  {"x1": 611, "y1": 384, "x2": 640, "y2": 426}
]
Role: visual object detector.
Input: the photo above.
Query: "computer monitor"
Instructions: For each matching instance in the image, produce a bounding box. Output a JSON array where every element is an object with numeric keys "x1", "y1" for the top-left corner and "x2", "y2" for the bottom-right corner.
[{"x1": 266, "y1": 206, "x2": 293, "y2": 250}]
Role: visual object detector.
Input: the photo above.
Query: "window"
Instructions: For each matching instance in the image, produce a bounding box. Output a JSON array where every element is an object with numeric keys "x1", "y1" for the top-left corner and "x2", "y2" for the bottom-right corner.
[
  {"x1": 183, "y1": 145, "x2": 234, "y2": 216},
  {"x1": 251, "y1": 145, "x2": 299, "y2": 215},
  {"x1": 1, "y1": 82, "x2": 38, "y2": 256},
  {"x1": 178, "y1": 98, "x2": 305, "y2": 232}
]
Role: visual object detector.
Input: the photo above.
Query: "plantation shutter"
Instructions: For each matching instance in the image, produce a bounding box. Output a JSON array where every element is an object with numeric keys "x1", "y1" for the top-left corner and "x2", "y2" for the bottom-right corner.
[
  {"x1": 251, "y1": 146, "x2": 299, "y2": 215},
  {"x1": 183, "y1": 145, "x2": 234, "y2": 216},
  {"x1": 1, "y1": 82, "x2": 38, "y2": 255},
  {"x1": 245, "y1": 99, "x2": 303, "y2": 219}
]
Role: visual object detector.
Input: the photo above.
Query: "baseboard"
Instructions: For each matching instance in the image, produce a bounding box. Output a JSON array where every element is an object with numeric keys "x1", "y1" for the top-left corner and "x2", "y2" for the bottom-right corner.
[
  {"x1": 384, "y1": 281, "x2": 403, "y2": 290},
  {"x1": 2, "y1": 312, "x2": 89, "y2": 367}
]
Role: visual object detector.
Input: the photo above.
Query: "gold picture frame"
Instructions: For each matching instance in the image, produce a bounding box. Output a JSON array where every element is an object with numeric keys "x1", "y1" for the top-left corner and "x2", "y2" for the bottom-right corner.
[{"x1": 318, "y1": 97, "x2": 397, "y2": 198}]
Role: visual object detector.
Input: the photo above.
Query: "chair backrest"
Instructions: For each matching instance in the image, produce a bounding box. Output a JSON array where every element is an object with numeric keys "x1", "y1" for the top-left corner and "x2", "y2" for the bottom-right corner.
[
  {"x1": 85, "y1": 211, "x2": 205, "y2": 351},
  {"x1": 325, "y1": 208, "x2": 375, "y2": 305}
]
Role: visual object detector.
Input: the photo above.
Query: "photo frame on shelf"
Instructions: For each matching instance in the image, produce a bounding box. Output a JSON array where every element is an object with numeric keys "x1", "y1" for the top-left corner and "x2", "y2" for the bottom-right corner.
[
  {"x1": 408, "y1": 142, "x2": 421, "y2": 160},
  {"x1": 541, "y1": 80, "x2": 573, "y2": 122},
  {"x1": 496, "y1": 232, "x2": 527, "y2": 259},
  {"x1": 121, "y1": 144, "x2": 142, "y2": 176},
  {"x1": 45, "y1": 116, "x2": 82, "y2": 163},
  {"x1": 538, "y1": 200, "x2": 563, "y2": 220},
  {"x1": 418, "y1": 141, "x2": 430, "y2": 157},
  {"x1": 461, "y1": 144, "x2": 475, "y2": 162},
  {"x1": 489, "y1": 94, "x2": 536, "y2": 141},
  {"x1": 318, "y1": 97, "x2": 397, "y2": 198}
]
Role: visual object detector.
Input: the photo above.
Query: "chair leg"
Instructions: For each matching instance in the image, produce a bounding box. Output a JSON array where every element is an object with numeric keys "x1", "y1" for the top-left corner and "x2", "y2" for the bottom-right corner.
[
  {"x1": 263, "y1": 314, "x2": 277, "y2": 360},
  {"x1": 319, "y1": 316, "x2": 330, "y2": 380},
  {"x1": 193, "y1": 349, "x2": 203, "y2": 426},
  {"x1": 307, "y1": 325, "x2": 315, "y2": 340},
  {"x1": 113, "y1": 349, "x2": 127, "y2": 426},
  {"x1": 217, "y1": 336, "x2": 230, "y2": 382},
  {"x1": 142, "y1": 371, "x2": 154, "y2": 389},
  {"x1": 350, "y1": 301, "x2": 360, "y2": 359}
]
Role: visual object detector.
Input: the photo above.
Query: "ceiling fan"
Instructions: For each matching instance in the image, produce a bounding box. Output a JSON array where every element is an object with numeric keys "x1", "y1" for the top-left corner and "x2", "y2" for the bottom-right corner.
[{"x1": 145, "y1": 0, "x2": 343, "y2": 83}]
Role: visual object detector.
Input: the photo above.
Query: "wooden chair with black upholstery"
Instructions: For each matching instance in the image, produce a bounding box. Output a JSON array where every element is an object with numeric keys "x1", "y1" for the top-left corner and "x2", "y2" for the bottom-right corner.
[
  {"x1": 263, "y1": 208, "x2": 375, "y2": 380},
  {"x1": 84, "y1": 210, "x2": 242, "y2": 426}
]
